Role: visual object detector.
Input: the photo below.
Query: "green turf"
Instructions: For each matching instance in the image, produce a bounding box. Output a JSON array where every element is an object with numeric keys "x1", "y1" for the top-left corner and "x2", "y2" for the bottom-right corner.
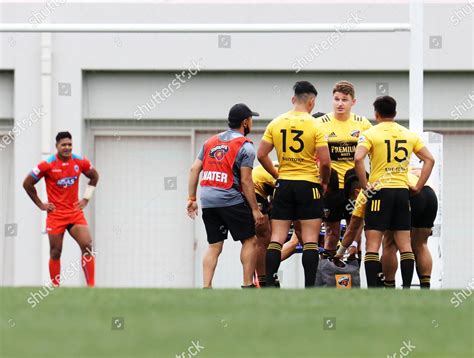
[{"x1": 0, "y1": 288, "x2": 472, "y2": 358}]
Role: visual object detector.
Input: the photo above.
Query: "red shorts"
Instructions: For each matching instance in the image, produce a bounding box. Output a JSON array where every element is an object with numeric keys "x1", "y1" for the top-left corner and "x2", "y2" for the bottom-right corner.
[{"x1": 46, "y1": 210, "x2": 88, "y2": 235}]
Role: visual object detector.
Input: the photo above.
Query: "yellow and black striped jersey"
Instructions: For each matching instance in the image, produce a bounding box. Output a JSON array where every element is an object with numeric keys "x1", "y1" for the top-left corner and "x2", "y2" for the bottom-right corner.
[
  {"x1": 262, "y1": 111, "x2": 327, "y2": 183},
  {"x1": 357, "y1": 122, "x2": 425, "y2": 189},
  {"x1": 316, "y1": 112, "x2": 372, "y2": 189},
  {"x1": 253, "y1": 161, "x2": 278, "y2": 198},
  {"x1": 351, "y1": 171, "x2": 431, "y2": 219},
  {"x1": 352, "y1": 191, "x2": 366, "y2": 218}
]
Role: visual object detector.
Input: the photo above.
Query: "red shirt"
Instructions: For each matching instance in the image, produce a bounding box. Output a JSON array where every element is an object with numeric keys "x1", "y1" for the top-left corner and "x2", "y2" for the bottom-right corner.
[
  {"x1": 30, "y1": 154, "x2": 92, "y2": 212},
  {"x1": 200, "y1": 134, "x2": 249, "y2": 190}
]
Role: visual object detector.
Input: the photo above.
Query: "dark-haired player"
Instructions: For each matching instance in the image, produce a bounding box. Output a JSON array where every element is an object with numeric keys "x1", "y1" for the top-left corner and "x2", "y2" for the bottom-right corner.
[
  {"x1": 354, "y1": 96, "x2": 434, "y2": 288},
  {"x1": 253, "y1": 161, "x2": 278, "y2": 287},
  {"x1": 23, "y1": 132, "x2": 99, "y2": 287},
  {"x1": 381, "y1": 169, "x2": 438, "y2": 289},
  {"x1": 258, "y1": 80, "x2": 331, "y2": 287},
  {"x1": 315, "y1": 81, "x2": 371, "y2": 259},
  {"x1": 187, "y1": 103, "x2": 264, "y2": 288}
]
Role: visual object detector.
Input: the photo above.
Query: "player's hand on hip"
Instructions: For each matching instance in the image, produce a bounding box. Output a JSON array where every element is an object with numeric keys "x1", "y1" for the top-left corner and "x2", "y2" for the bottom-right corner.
[
  {"x1": 186, "y1": 200, "x2": 198, "y2": 219},
  {"x1": 252, "y1": 209, "x2": 264, "y2": 226},
  {"x1": 75, "y1": 199, "x2": 89, "y2": 210},
  {"x1": 41, "y1": 202, "x2": 56, "y2": 212},
  {"x1": 409, "y1": 184, "x2": 421, "y2": 196}
]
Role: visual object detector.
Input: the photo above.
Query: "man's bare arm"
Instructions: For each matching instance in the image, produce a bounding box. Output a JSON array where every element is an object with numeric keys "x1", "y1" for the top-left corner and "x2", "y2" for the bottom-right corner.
[
  {"x1": 257, "y1": 141, "x2": 278, "y2": 179},
  {"x1": 316, "y1": 145, "x2": 331, "y2": 190},
  {"x1": 186, "y1": 159, "x2": 203, "y2": 219},
  {"x1": 240, "y1": 167, "x2": 264, "y2": 226},
  {"x1": 354, "y1": 146, "x2": 369, "y2": 190},
  {"x1": 412, "y1": 147, "x2": 435, "y2": 194},
  {"x1": 83, "y1": 167, "x2": 99, "y2": 187},
  {"x1": 23, "y1": 175, "x2": 55, "y2": 212}
]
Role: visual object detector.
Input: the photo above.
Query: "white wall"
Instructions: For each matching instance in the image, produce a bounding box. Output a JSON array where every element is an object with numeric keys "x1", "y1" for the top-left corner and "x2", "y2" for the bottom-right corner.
[
  {"x1": 83, "y1": 71, "x2": 474, "y2": 122},
  {"x1": 94, "y1": 135, "x2": 194, "y2": 287},
  {"x1": 442, "y1": 134, "x2": 474, "y2": 288}
]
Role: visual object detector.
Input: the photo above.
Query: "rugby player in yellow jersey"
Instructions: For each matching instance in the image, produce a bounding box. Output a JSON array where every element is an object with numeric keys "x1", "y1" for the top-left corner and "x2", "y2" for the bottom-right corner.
[
  {"x1": 257, "y1": 81, "x2": 331, "y2": 287},
  {"x1": 335, "y1": 189, "x2": 385, "y2": 285},
  {"x1": 336, "y1": 170, "x2": 438, "y2": 289},
  {"x1": 382, "y1": 170, "x2": 438, "y2": 289},
  {"x1": 252, "y1": 161, "x2": 279, "y2": 287},
  {"x1": 315, "y1": 81, "x2": 372, "y2": 258},
  {"x1": 354, "y1": 96, "x2": 435, "y2": 288},
  {"x1": 408, "y1": 168, "x2": 438, "y2": 288}
]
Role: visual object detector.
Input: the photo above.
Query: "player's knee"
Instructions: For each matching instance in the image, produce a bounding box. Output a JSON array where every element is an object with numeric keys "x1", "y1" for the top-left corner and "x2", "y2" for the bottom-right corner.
[
  {"x1": 412, "y1": 239, "x2": 428, "y2": 253},
  {"x1": 256, "y1": 224, "x2": 270, "y2": 240},
  {"x1": 208, "y1": 243, "x2": 223, "y2": 255},
  {"x1": 245, "y1": 236, "x2": 257, "y2": 247},
  {"x1": 324, "y1": 226, "x2": 339, "y2": 242},
  {"x1": 50, "y1": 247, "x2": 62, "y2": 260}
]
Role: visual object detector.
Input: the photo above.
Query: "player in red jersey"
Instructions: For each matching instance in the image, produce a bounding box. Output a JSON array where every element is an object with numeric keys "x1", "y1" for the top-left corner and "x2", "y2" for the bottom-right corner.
[{"x1": 23, "y1": 132, "x2": 99, "y2": 287}]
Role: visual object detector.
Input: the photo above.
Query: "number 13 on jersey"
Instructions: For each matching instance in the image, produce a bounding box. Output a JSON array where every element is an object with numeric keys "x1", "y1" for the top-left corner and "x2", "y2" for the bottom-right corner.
[{"x1": 280, "y1": 129, "x2": 304, "y2": 153}]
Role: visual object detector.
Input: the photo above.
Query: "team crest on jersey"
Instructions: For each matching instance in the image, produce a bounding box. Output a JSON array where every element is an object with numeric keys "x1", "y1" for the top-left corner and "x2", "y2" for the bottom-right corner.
[
  {"x1": 56, "y1": 176, "x2": 78, "y2": 188},
  {"x1": 358, "y1": 135, "x2": 365, "y2": 143},
  {"x1": 74, "y1": 164, "x2": 79, "y2": 172},
  {"x1": 209, "y1": 144, "x2": 229, "y2": 161},
  {"x1": 350, "y1": 130, "x2": 360, "y2": 138}
]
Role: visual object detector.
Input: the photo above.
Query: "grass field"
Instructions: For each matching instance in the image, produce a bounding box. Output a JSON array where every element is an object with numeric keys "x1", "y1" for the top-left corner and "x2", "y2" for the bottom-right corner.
[{"x1": 0, "y1": 288, "x2": 472, "y2": 358}]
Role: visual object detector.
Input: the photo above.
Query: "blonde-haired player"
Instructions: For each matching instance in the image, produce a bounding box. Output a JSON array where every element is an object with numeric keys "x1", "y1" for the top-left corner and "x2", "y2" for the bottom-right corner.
[{"x1": 316, "y1": 81, "x2": 372, "y2": 259}]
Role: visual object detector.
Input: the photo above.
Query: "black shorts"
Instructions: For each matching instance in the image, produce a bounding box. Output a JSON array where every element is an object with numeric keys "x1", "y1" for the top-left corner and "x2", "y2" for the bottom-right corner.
[
  {"x1": 410, "y1": 186, "x2": 438, "y2": 228},
  {"x1": 256, "y1": 194, "x2": 270, "y2": 215},
  {"x1": 202, "y1": 202, "x2": 255, "y2": 244},
  {"x1": 271, "y1": 180, "x2": 324, "y2": 220},
  {"x1": 365, "y1": 188, "x2": 411, "y2": 231},
  {"x1": 323, "y1": 189, "x2": 351, "y2": 223}
]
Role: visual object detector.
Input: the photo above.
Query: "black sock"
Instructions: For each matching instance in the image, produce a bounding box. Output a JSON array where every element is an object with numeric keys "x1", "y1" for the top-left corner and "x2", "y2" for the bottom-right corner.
[
  {"x1": 400, "y1": 252, "x2": 415, "y2": 288},
  {"x1": 266, "y1": 242, "x2": 282, "y2": 287},
  {"x1": 357, "y1": 251, "x2": 362, "y2": 267},
  {"x1": 257, "y1": 275, "x2": 266, "y2": 287},
  {"x1": 419, "y1": 275, "x2": 431, "y2": 289},
  {"x1": 302, "y1": 243, "x2": 319, "y2": 288},
  {"x1": 384, "y1": 280, "x2": 396, "y2": 289},
  {"x1": 364, "y1": 252, "x2": 382, "y2": 288}
]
